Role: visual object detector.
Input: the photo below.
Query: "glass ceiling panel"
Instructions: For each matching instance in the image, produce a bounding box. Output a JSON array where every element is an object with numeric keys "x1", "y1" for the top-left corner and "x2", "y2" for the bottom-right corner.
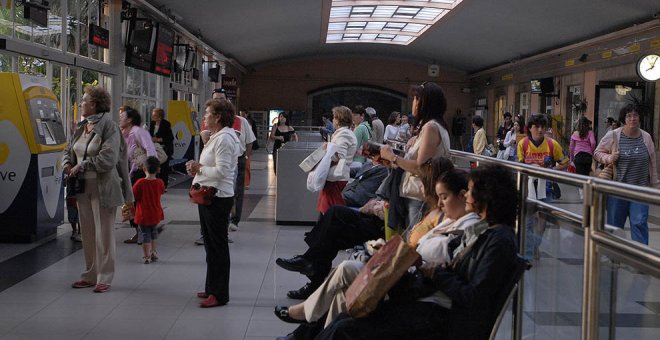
[{"x1": 325, "y1": 0, "x2": 463, "y2": 45}]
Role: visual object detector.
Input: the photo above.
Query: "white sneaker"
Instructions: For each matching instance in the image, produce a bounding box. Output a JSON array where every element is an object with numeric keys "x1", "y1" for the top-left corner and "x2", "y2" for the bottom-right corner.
[
  {"x1": 229, "y1": 223, "x2": 239, "y2": 232},
  {"x1": 194, "y1": 236, "x2": 204, "y2": 245}
]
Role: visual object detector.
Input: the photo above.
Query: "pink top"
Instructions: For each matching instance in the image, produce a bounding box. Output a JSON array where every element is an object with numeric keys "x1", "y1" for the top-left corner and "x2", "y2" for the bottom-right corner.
[
  {"x1": 123, "y1": 125, "x2": 156, "y2": 174},
  {"x1": 569, "y1": 130, "x2": 595, "y2": 160}
]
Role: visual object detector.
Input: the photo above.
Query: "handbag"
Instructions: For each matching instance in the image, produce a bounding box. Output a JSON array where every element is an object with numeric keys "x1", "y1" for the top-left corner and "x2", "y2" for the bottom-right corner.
[
  {"x1": 400, "y1": 171, "x2": 424, "y2": 200},
  {"x1": 345, "y1": 235, "x2": 422, "y2": 318},
  {"x1": 306, "y1": 143, "x2": 337, "y2": 192},
  {"x1": 597, "y1": 163, "x2": 614, "y2": 180},
  {"x1": 189, "y1": 183, "x2": 218, "y2": 205},
  {"x1": 66, "y1": 131, "x2": 96, "y2": 195}
]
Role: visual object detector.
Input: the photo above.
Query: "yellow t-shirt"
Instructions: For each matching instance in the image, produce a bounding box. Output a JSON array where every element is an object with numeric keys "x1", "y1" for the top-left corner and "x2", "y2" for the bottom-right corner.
[{"x1": 517, "y1": 137, "x2": 568, "y2": 166}]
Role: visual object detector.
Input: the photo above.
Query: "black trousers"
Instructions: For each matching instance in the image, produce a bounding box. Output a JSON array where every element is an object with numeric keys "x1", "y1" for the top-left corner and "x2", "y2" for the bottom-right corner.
[
  {"x1": 198, "y1": 196, "x2": 233, "y2": 302},
  {"x1": 303, "y1": 205, "x2": 384, "y2": 285},
  {"x1": 157, "y1": 159, "x2": 170, "y2": 188},
  {"x1": 316, "y1": 301, "x2": 448, "y2": 340},
  {"x1": 574, "y1": 152, "x2": 593, "y2": 176},
  {"x1": 230, "y1": 155, "x2": 246, "y2": 225}
]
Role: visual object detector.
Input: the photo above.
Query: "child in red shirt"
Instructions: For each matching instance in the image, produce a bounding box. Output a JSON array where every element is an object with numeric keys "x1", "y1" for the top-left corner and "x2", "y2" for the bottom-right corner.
[{"x1": 133, "y1": 156, "x2": 165, "y2": 264}]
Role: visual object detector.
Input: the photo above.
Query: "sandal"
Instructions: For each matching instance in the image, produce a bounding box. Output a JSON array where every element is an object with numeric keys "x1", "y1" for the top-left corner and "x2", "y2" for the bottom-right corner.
[
  {"x1": 150, "y1": 251, "x2": 159, "y2": 262},
  {"x1": 143, "y1": 256, "x2": 152, "y2": 264}
]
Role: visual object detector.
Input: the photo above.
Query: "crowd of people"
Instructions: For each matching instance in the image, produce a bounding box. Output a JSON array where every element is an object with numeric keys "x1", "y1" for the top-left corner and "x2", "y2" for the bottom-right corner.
[{"x1": 60, "y1": 82, "x2": 657, "y2": 340}]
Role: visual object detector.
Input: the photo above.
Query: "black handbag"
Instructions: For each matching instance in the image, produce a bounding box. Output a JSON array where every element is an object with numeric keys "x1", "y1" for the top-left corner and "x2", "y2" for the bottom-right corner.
[
  {"x1": 66, "y1": 131, "x2": 95, "y2": 195},
  {"x1": 66, "y1": 175, "x2": 86, "y2": 196}
]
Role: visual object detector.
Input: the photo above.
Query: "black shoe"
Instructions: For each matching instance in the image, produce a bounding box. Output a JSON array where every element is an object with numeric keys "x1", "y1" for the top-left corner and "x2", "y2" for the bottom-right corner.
[
  {"x1": 274, "y1": 306, "x2": 306, "y2": 324},
  {"x1": 286, "y1": 282, "x2": 318, "y2": 300},
  {"x1": 276, "y1": 256, "x2": 315, "y2": 276}
]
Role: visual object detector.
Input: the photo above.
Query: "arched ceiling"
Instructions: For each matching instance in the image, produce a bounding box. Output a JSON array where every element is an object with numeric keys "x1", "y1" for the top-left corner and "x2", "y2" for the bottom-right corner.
[{"x1": 145, "y1": 0, "x2": 659, "y2": 73}]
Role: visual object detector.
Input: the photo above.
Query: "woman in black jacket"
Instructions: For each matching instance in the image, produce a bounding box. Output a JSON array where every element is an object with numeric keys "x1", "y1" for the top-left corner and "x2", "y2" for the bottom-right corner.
[
  {"x1": 149, "y1": 108, "x2": 174, "y2": 188},
  {"x1": 315, "y1": 164, "x2": 519, "y2": 340}
]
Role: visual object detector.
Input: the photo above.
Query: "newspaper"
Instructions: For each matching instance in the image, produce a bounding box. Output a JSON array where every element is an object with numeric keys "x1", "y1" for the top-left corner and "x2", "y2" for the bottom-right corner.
[{"x1": 299, "y1": 145, "x2": 327, "y2": 172}]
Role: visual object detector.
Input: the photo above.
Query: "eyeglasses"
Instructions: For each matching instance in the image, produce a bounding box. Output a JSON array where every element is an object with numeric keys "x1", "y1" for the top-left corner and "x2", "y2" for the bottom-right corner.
[{"x1": 625, "y1": 112, "x2": 639, "y2": 118}]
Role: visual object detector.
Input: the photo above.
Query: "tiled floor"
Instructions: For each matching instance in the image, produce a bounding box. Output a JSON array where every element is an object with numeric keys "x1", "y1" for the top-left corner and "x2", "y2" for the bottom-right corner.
[{"x1": 0, "y1": 150, "x2": 658, "y2": 340}]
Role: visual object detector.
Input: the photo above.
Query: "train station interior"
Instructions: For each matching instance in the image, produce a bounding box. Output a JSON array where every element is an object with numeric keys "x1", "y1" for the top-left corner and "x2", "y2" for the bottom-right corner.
[{"x1": 1, "y1": 0, "x2": 659, "y2": 339}]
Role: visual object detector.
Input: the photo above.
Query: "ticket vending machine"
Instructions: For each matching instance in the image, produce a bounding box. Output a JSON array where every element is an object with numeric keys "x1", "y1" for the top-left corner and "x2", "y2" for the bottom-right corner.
[{"x1": 0, "y1": 73, "x2": 66, "y2": 242}]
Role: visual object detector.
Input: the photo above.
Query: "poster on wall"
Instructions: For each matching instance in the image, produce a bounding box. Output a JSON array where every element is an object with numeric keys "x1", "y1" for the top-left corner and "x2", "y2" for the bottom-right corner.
[{"x1": 222, "y1": 76, "x2": 238, "y2": 103}]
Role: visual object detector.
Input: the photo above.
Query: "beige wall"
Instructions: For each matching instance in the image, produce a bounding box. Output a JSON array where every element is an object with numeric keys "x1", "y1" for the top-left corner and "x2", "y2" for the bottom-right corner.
[{"x1": 238, "y1": 57, "x2": 472, "y2": 127}]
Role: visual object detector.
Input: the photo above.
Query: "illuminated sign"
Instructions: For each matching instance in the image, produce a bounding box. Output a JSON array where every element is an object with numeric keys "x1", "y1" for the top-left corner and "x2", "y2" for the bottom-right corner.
[{"x1": 88, "y1": 23, "x2": 109, "y2": 49}]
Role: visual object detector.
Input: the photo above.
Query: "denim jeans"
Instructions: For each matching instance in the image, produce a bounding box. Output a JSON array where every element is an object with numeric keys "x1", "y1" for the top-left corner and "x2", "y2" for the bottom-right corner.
[{"x1": 606, "y1": 197, "x2": 649, "y2": 245}]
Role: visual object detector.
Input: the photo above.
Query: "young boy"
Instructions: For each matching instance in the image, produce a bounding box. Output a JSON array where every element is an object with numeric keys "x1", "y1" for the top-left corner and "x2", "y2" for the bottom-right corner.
[
  {"x1": 132, "y1": 156, "x2": 165, "y2": 264},
  {"x1": 517, "y1": 114, "x2": 569, "y2": 260}
]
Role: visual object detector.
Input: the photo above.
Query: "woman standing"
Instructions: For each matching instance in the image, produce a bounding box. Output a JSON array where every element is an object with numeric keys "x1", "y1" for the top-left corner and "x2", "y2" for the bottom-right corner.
[
  {"x1": 383, "y1": 111, "x2": 401, "y2": 142},
  {"x1": 594, "y1": 104, "x2": 659, "y2": 245},
  {"x1": 119, "y1": 107, "x2": 156, "y2": 244},
  {"x1": 149, "y1": 107, "x2": 174, "y2": 188},
  {"x1": 186, "y1": 99, "x2": 240, "y2": 308},
  {"x1": 269, "y1": 111, "x2": 298, "y2": 175},
  {"x1": 504, "y1": 119, "x2": 523, "y2": 161},
  {"x1": 570, "y1": 117, "x2": 596, "y2": 200},
  {"x1": 62, "y1": 86, "x2": 132, "y2": 293},
  {"x1": 380, "y1": 82, "x2": 451, "y2": 228},
  {"x1": 317, "y1": 106, "x2": 358, "y2": 214}
]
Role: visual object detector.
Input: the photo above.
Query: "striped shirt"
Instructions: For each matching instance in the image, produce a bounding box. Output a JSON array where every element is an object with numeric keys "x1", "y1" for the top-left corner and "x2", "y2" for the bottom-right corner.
[{"x1": 616, "y1": 133, "x2": 649, "y2": 186}]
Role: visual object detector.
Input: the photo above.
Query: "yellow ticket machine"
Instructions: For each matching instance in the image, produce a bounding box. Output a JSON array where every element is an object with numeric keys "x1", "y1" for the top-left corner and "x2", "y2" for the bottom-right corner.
[{"x1": 0, "y1": 73, "x2": 66, "y2": 242}]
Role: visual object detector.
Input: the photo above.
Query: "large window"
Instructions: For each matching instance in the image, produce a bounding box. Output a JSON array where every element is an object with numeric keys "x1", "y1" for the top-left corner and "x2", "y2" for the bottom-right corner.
[{"x1": 123, "y1": 66, "x2": 159, "y2": 124}]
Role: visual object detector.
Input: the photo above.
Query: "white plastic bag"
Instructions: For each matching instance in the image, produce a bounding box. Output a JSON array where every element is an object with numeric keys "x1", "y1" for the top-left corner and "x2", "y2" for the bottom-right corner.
[{"x1": 306, "y1": 143, "x2": 338, "y2": 192}]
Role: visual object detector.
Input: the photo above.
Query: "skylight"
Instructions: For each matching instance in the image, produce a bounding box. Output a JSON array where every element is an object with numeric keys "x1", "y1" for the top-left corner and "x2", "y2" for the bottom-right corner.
[{"x1": 324, "y1": 0, "x2": 463, "y2": 45}]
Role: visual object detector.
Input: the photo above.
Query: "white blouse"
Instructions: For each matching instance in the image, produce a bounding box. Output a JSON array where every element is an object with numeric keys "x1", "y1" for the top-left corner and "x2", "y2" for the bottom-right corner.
[{"x1": 193, "y1": 127, "x2": 240, "y2": 197}]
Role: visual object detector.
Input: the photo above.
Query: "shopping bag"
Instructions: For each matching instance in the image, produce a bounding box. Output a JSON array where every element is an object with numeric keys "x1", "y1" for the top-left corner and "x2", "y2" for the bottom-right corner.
[
  {"x1": 306, "y1": 143, "x2": 337, "y2": 192},
  {"x1": 345, "y1": 235, "x2": 421, "y2": 318}
]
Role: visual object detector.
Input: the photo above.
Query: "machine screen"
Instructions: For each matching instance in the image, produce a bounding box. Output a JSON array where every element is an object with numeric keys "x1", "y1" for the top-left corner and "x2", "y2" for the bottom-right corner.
[
  {"x1": 41, "y1": 166, "x2": 54, "y2": 177},
  {"x1": 26, "y1": 97, "x2": 66, "y2": 145}
]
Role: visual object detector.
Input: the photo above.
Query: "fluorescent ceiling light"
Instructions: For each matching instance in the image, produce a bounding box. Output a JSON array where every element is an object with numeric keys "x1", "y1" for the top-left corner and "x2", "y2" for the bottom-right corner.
[{"x1": 324, "y1": 0, "x2": 463, "y2": 45}]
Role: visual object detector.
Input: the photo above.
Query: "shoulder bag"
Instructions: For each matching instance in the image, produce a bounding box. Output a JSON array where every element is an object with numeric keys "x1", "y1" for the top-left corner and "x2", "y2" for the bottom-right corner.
[{"x1": 345, "y1": 235, "x2": 421, "y2": 318}]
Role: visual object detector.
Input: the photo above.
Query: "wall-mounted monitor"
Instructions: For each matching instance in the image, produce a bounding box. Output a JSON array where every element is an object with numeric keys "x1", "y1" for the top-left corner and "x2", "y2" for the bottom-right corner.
[
  {"x1": 153, "y1": 24, "x2": 174, "y2": 76},
  {"x1": 530, "y1": 79, "x2": 542, "y2": 94},
  {"x1": 208, "y1": 66, "x2": 220, "y2": 82},
  {"x1": 125, "y1": 17, "x2": 156, "y2": 72},
  {"x1": 530, "y1": 77, "x2": 554, "y2": 94}
]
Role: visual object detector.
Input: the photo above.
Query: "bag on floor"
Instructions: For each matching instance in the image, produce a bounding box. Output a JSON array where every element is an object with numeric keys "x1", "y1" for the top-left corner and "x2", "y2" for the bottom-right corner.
[{"x1": 345, "y1": 235, "x2": 421, "y2": 318}]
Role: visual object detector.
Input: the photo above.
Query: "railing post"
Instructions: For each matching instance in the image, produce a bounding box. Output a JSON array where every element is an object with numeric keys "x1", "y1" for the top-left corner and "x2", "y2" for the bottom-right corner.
[
  {"x1": 514, "y1": 170, "x2": 527, "y2": 340},
  {"x1": 582, "y1": 181, "x2": 600, "y2": 340}
]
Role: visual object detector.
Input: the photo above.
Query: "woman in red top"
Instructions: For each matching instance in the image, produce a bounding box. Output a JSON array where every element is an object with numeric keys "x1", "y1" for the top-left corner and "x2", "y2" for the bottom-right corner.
[{"x1": 132, "y1": 156, "x2": 165, "y2": 263}]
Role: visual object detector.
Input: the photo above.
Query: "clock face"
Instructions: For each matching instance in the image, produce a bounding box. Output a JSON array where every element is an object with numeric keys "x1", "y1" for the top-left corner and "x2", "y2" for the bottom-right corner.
[{"x1": 637, "y1": 54, "x2": 660, "y2": 82}]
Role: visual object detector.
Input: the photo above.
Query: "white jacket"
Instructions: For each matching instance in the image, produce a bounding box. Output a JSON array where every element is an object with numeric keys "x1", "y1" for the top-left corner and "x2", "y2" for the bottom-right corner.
[{"x1": 326, "y1": 127, "x2": 357, "y2": 182}]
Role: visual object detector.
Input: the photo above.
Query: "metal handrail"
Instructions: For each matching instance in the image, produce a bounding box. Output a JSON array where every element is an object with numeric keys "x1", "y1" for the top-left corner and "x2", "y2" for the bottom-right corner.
[{"x1": 448, "y1": 149, "x2": 660, "y2": 340}]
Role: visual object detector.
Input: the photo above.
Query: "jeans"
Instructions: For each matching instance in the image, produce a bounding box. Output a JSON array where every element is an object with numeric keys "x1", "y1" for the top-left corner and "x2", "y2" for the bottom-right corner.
[{"x1": 606, "y1": 196, "x2": 649, "y2": 245}]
